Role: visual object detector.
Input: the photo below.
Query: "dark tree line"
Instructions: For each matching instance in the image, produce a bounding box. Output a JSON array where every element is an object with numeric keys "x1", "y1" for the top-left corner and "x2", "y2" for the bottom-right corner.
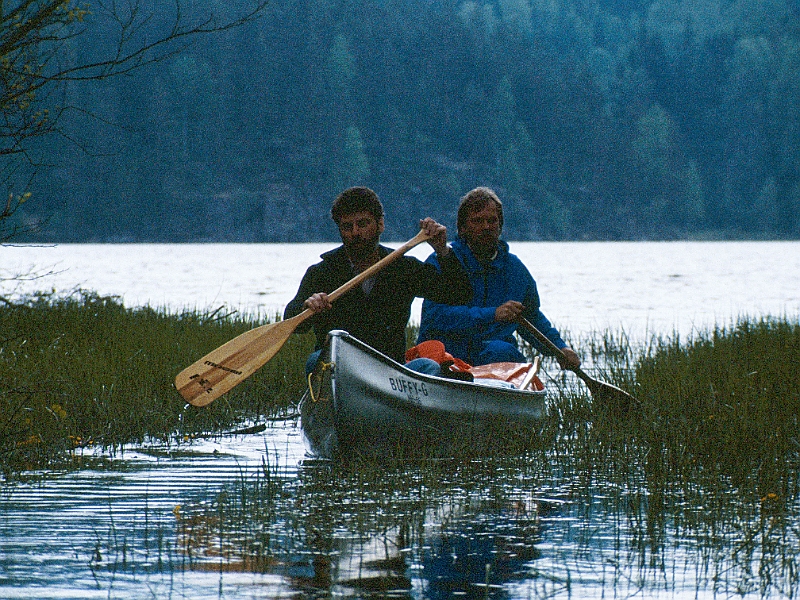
[
  {"x1": 10, "y1": 0, "x2": 800, "y2": 241},
  {"x1": 0, "y1": 0, "x2": 270, "y2": 241}
]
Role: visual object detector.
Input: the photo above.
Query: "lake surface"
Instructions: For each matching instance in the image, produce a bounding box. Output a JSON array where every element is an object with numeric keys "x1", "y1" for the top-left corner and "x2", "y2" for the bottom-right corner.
[
  {"x1": 1, "y1": 241, "x2": 799, "y2": 599},
  {"x1": 3, "y1": 241, "x2": 799, "y2": 341}
]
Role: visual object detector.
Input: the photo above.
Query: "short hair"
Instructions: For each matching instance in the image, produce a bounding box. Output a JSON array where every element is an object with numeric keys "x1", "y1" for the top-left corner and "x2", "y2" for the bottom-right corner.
[
  {"x1": 456, "y1": 187, "x2": 504, "y2": 236},
  {"x1": 330, "y1": 187, "x2": 384, "y2": 225}
]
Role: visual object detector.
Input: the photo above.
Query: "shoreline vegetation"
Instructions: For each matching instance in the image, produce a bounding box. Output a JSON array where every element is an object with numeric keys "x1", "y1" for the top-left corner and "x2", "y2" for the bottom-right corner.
[
  {"x1": 12, "y1": 0, "x2": 800, "y2": 244},
  {"x1": 1, "y1": 290, "x2": 798, "y2": 495},
  {"x1": 0, "y1": 291, "x2": 313, "y2": 477}
]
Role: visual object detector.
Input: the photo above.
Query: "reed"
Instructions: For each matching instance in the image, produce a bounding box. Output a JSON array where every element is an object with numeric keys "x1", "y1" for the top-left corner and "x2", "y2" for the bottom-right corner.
[
  {"x1": 527, "y1": 316, "x2": 800, "y2": 531},
  {"x1": 4, "y1": 287, "x2": 798, "y2": 493},
  {"x1": 0, "y1": 290, "x2": 312, "y2": 474},
  {"x1": 631, "y1": 316, "x2": 800, "y2": 494}
]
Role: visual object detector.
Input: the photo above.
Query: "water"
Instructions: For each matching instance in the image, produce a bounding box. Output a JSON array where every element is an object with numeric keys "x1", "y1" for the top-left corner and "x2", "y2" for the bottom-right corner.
[
  {"x1": 3, "y1": 241, "x2": 799, "y2": 340},
  {"x1": 0, "y1": 431, "x2": 307, "y2": 599},
  {"x1": 1, "y1": 241, "x2": 799, "y2": 599}
]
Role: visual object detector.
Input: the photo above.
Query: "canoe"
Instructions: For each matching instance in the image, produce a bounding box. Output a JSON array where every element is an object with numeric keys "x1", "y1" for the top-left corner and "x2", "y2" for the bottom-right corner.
[{"x1": 299, "y1": 330, "x2": 548, "y2": 458}]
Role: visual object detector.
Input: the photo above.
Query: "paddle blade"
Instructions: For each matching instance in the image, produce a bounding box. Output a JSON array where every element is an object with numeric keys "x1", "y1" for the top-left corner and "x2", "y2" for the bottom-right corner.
[
  {"x1": 575, "y1": 368, "x2": 638, "y2": 413},
  {"x1": 516, "y1": 315, "x2": 638, "y2": 411},
  {"x1": 175, "y1": 316, "x2": 300, "y2": 407}
]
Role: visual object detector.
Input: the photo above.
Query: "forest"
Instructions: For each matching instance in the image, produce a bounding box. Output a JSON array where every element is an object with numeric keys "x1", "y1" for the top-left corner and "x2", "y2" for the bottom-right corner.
[{"x1": 8, "y1": 0, "x2": 800, "y2": 242}]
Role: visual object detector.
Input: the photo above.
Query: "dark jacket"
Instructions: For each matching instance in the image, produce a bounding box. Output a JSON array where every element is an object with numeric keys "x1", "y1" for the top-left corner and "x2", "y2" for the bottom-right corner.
[
  {"x1": 417, "y1": 238, "x2": 567, "y2": 365},
  {"x1": 284, "y1": 244, "x2": 472, "y2": 363}
]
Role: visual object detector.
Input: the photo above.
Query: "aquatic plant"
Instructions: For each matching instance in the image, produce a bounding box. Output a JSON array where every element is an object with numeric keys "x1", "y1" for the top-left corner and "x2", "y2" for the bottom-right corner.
[
  {"x1": 538, "y1": 316, "x2": 800, "y2": 597},
  {"x1": 0, "y1": 290, "x2": 311, "y2": 475},
  {"x1": 633, "y1": 317, "x2": 800, "y2": 490},
  {"x1": 161, "y1": 441, "x2": 800, "y2": 599}
]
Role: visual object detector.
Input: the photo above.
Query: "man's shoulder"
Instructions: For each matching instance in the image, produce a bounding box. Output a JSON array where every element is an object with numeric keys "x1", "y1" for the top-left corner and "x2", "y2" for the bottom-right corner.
[
  {"x1": 495, "y1": 241, "x2": 534, "y2": 276},
  {"x1": 449, "y1": 239, "x2": 471, "y2": 262},
  {"x1": 452, "y1": 238, "x2": 524, "y2": 266},
  {"x1": 301, "y1": 246, "x2": 348, "y2": 276},
  {"x1": 497, "y1": 240, "x2": 523, "y2": 262},
  {"x1": 314, "y1": 245, "x2": 349, "y2": 265},
  {"x1": 319, "y1": 244, "x2": 346, "y2": 260}
]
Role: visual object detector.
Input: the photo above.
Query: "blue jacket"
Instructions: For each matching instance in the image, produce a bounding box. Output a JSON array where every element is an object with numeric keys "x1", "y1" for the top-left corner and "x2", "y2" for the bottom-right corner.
[{"x1": 417, "y1": 238, "x2": 567, "y2": 365}]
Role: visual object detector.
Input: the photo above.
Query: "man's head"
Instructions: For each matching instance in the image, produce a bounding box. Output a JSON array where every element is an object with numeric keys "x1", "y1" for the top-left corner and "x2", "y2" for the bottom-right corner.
[
  {"x1": 331, "y1": 187, "x2": 385, "y2": 261},
  {"x1": 456, "y1": 187, "x2": 503, "y2": 260}
]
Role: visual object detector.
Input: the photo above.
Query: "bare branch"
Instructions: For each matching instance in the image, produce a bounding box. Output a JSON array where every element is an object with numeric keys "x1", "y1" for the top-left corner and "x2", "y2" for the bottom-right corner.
[
  {"x1": 55, "y1": 1, "x2": 271, "y2": 81},
  {"x1": 0, "y1": 0, "x2": 271, "y2": 237}
]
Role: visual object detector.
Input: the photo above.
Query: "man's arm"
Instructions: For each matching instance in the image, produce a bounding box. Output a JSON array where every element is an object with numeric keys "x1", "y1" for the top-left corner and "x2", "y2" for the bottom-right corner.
[
  {"x1": 411, "y1": 217, "x2": 472, "y2": 306},
  {"x1": 420, "y1": 296, "x2": 495, "y2": 334},
  {"x1": 283, "y1": 266, "x2": 323, "y2": 333},
  {"x1": 491, "y1": 278, "x2": 581, "y2": 369},
  {"x1": 422, "y1": 250, "x2": 473, "y2": 304},
  {"x1": 414, "y1": 249, "x2": 484, "y2": 331}
]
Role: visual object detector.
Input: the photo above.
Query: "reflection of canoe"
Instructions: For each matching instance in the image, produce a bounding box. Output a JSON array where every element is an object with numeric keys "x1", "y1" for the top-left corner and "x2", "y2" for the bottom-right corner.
[{"x1": 300, "y1": 330, "x2": 548, "y2": 458}]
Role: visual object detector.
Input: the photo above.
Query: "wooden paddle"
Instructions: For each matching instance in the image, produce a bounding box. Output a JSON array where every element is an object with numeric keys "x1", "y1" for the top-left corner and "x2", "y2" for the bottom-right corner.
[
  {"x1": 176, "y1": 229, "x2": 431, "y2": 407},
  {"x1": 516, "y1": 315, "x2": 637, "y2": 410}
]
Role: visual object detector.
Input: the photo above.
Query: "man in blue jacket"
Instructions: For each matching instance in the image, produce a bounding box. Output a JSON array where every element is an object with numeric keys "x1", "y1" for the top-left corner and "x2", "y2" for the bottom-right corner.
[{"x1": 417, "y1": 187, "x2": 581, "y2": 368}]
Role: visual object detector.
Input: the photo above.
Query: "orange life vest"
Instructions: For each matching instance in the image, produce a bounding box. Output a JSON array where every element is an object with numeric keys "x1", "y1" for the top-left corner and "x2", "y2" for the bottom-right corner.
[{"x1": 405, "y1": 340, "x2": 543, "y2": 390}]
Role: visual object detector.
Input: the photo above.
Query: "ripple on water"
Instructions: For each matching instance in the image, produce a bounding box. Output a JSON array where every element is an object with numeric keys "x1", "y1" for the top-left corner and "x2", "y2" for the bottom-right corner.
[{"x1": 0, "y1": 422, "x2": 306, "y2": 598}]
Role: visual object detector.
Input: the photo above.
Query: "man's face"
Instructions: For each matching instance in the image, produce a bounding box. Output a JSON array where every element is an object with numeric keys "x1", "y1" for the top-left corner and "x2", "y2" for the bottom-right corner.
[
  {"x1": 338, "y1": 210, "x2": 384, "y2": 261},
  {"x1": 461, "y1": 202, "x2": 501, "y2": 257}
]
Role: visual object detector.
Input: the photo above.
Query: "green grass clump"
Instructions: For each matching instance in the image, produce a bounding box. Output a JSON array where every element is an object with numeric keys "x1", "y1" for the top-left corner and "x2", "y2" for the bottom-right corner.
[
  {"x1": 0, "y1": 291, "x2": 312, "y2": 475},
  {"x1": 633, "y1": 317, "x2": 800, "y2": 491}
]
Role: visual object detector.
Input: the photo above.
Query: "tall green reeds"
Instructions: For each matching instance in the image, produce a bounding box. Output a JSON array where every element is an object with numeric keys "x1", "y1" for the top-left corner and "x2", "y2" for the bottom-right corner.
[
  {"x1": 633, "y1": 317, "x2": 800, "y2": 495},
  {"x1": 3, "y1": 286, "x2": 798, "y2": 498},
  {"x1": 0, "y1": 291, "x2": 312, "y2": 475}
]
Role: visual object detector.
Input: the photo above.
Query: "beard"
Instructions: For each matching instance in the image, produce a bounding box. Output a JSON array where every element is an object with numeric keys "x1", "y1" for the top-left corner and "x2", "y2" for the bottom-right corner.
[
  {"x1": 344, "y1": 233, "x2": 381, "y2": 262},
  {"x1": 466, "y1": 231, "x2": 499, "y2": 260}
]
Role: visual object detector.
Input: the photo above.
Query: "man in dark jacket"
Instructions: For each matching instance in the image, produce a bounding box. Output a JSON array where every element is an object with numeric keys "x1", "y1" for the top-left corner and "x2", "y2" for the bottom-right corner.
[
  {"x1": 417, "y1": 187, "x2": 581, "y2": 368},
  {"x1": 284, "y1": 186, "x2": 472, "y2": 371}
]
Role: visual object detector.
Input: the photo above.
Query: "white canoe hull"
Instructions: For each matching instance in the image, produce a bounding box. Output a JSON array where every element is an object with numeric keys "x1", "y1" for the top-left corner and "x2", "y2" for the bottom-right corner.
[{"x1": 300, "y1": 330, "x2": 547, "y2": 458}]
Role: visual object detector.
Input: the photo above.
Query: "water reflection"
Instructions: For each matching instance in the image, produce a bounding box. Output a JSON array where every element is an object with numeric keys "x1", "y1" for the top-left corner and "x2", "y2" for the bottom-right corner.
[
  {"x1": 269, "y1": 459, "x2": 552, "y2": 598},
  {"x1": 418, "y1": 497, "x2": 545, "y2": 598},
  {"x1": 1, "y1": 421, "x2": 799, "y2": 599}
]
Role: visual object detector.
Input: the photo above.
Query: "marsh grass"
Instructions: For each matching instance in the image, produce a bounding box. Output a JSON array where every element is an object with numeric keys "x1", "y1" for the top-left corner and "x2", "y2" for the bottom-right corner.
[
  {"x1": 174, "y1": 452, "x2": 551, "y2": 579},
  {"x1": 3, "y1": 291, "x2": 799, "y2": 597},
  {"x1": 3, "y1": 285, "x2": 798, "y2": 502},
  {"x1": 175, "y1": 446, "x2": 799, "y2": 597},
  {"x1": 532, "y1": 316, "x2": 800, "y2": 574},
  {"x1": 632, "y1": 317, "x2": 800, "y2": 492},
  {"x1": 0, "y1": 290, "x2": 312, "y2": 475},
  {"x1": 72, "y1": 439, "x2": 799, "y2": 598},
  {"x1": 52, "y1": 313, "x2": 799, "y2": 595}
]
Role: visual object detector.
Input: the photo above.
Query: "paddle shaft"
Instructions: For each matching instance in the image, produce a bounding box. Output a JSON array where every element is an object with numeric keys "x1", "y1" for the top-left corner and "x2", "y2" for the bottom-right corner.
[
  {"x1": 273, "y1": 229, "x2": 433, "y2": 326},
  {"x1": 326, "y1": 230, "x2": 431, "y2": 302},
  {"x1": 517, "y1": 315, "x2": 637, "y2": 408},
  {"x1": 277, "y1": 229, "x2": 433, "y2": 331},
  {"x1": 517, "y1": 316, "x2": 598, "y2": 388},
  {"x1": 175, "y1": 230, "x2": 431, "y2": 406}
]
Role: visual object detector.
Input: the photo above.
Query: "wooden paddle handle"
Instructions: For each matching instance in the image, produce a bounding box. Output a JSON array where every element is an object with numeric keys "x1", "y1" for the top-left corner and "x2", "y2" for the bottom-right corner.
[
  {"x1": 175, "y1": 230, "x2": 432, "y2": 406},
  {"x1": 517, "y1": 316, "x2": 568, "y2": 362},
  {"x1": 290, "y1": 229, "x2": 432, "y2": 323},
  {"x1": 327, "y1": 229, "x2": 431, "y2": 303}
]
